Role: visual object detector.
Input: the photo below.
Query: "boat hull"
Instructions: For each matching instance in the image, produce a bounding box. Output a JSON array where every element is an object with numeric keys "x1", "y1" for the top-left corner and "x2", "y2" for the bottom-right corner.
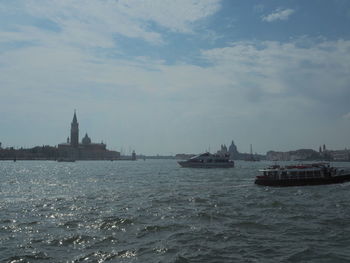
[
  {"x1": 178, "y1": 161, "x2": 234, "y2": 168},
  {"x1": 255, "y1": 174, "x2": 350, "y2": 187}
]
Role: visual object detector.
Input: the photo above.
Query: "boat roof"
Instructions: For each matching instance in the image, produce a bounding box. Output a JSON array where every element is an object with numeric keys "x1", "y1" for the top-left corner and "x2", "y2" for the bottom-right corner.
[
  {"x1": 190, "y1": 152, "x2": 210, "y2": 159},
  {"x1": 189, "y1": 152, "x2": 229, "y2": 160},
  {"x1": 259, "y1": 163, "x2": 330, "y2": 172}
]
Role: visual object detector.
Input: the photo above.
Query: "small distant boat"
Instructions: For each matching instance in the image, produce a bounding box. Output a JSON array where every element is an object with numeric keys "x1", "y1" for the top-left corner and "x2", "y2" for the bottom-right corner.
[
  {"x1": 178, "y1": 152, "x2": 234, "y2": 168},
  {"x1": 57, "y1": 158, "x2": 76, "y2": 162},
  {"x1": 255, "y1": 163, "x2": 350, "y2": 187}
]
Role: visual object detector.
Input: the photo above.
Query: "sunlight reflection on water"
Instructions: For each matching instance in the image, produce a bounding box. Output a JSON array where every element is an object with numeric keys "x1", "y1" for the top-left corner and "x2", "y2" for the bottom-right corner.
[{"x1": 1, "y1": 160, "x2": 350, "y2": 262}]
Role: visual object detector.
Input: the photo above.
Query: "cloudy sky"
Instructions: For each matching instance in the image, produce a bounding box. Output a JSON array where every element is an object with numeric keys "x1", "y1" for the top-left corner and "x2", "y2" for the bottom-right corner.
[{"x1": 1, "y1": 0, "x2": 350, "y2": 155}]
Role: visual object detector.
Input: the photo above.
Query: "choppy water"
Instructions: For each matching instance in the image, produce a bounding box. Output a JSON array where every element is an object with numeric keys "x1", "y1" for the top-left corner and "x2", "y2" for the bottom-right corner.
[{"x1": 1, "y1": 160, "x2": 350, "y2": 262}]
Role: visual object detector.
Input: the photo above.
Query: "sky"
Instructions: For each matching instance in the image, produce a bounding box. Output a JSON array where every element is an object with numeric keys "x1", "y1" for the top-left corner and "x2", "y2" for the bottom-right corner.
[{"x1": 1, "y1": 0, "x2": 350, "y2": 155}]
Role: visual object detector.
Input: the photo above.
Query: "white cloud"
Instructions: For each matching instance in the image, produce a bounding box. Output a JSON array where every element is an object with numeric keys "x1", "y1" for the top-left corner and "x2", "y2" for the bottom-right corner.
[
  {"x1": 198, "y1": 37, "x2": 350, "y2": 147},
  {"x1": 262, "y1": 8, "x2": 295, "y2": 22},
  {"x1": 3, "y1": 36, "x2": 349, "y2": 123},
  {"x1": 19, "y1": 0, "x2": 221, "y2": 47},
  {"x1": 1, "y1": 38, "x2": 350, "y2": 153},
  {"x1": 117, "y1": 0, "x2": 221, "y2": 33},
  {"x1": 1, "y1": 1, "x2": 350, "y2": 153},
  {"x1": 0, "y1": 0, "x2": 222, "y2": 57}
]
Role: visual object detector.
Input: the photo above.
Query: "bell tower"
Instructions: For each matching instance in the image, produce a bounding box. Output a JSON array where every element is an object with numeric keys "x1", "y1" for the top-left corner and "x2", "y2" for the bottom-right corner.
[{"x1": 70, "y1": 110, "x2": 79, "y2": 148}]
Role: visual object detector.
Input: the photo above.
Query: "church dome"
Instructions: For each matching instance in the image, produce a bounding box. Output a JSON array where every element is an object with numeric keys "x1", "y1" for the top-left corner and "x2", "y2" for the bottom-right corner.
[{"x1": 82, "y1": 133, "x2": 91, "y2": 145}]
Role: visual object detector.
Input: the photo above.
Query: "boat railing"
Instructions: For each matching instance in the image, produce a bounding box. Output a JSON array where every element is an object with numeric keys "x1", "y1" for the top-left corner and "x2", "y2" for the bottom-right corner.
[{"x1": 259, "y1": 168, "x2": 337, "y2": 180}]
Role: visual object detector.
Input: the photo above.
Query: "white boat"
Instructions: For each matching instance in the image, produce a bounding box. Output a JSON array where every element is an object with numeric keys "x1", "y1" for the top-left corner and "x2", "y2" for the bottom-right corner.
[{"x1": 178, "y1": 152, "x2": 234, "y2": 168}]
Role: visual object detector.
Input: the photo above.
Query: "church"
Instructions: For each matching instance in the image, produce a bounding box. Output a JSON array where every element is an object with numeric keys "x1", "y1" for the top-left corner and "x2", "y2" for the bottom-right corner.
[{"x1": 58, "y1": 111, "x2": 120, "y2": 160}]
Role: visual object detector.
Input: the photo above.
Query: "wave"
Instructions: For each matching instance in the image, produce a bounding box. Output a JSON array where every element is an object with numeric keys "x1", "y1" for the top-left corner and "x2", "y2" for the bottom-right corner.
[
  {"x1": 72, "y1": 249, "x2": 136, "y2": 262},
  {"x1": 48, "y1": 234, "x2": 93, "y2": 247},
  {"x1": 137, "y1": 223, "x2": 184, "y2": 238},
  {"x1": 4, "y1": 251, "x2": 51, "y2": 262},
  {"x1": 98, "y1": 216, "x2": 134, "y2": 230}
]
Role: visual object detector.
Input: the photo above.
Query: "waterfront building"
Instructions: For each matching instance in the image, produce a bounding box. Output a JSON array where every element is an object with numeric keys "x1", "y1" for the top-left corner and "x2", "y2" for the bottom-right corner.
[
  {"x1": 329, "y1": 150, "x2": 350, "y2": 161},
  {"x1": 266, "y1": 151, "x2": 291, "y2": 161},
  {"x1": 266, "y1": 149, "x2": 322, "y2": 161},
  {"x1": 58, "y1": 111, "x2": 120, "y2": 160}
]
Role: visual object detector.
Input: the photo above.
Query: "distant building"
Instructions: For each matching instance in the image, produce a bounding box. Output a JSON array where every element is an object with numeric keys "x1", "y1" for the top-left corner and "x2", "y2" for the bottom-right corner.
[
  {"x1": 289, "y1": 149, "x2": 320, "y2": 161},
  {"x1": 57, "y1": 111, "x2": 120, "y2": 160},
  {"x1": 228, "y1": 140, "x2": 239, "y2": 159},
  {"x1": 330, "y1": 150, "x2": 350, "y2": 161},
  {"x1": 227, "y1": 141, "x2": 264, "y2": 160},
  {"x1": 217, "y1": 144, "x2": 228, "y2": 156},
  {"x1": 266, "y1": 149, "x2": 321, "y2": 161},
  {"x1": 266, "y1": 151, "x2": 291, "y2": 161}
]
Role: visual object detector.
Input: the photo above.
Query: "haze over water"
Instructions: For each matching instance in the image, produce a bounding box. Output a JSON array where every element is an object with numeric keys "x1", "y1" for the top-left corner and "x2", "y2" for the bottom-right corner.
[{"x1": 1, "y1": 160, "x2": 350, "y2": 262}]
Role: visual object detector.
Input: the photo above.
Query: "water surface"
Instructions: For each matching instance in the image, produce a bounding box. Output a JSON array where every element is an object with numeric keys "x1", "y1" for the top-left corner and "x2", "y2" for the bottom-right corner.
[{"x1": 1, "y1": 160, "x2": 350, "y2": 262}]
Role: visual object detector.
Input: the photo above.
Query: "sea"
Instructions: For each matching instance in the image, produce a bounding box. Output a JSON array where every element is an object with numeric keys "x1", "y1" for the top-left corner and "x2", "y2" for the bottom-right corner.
[{"x1": 1, "y1": 160, "x2": 350, "y2": 263}]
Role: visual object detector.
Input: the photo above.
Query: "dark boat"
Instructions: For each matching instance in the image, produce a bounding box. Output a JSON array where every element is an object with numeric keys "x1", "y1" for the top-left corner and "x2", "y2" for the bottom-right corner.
[
  {"x1": 255, "y1": 163, "x2": 350, "y2": 187},
  {"x1": 178, "y1": 152, "x2": 234, "y2": 168},
  {"x1": 57, "y1": 158, "x2": 76, "y2": 162}
]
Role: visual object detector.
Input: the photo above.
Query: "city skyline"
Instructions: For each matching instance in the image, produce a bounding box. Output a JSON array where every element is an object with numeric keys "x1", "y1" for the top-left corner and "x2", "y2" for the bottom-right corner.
[
  {"x1": 0, "y1": 110, "x2": 347, "y2": 157},
  {"x1": 1, "y1": 0, "x2": 350, "y2": 155}
]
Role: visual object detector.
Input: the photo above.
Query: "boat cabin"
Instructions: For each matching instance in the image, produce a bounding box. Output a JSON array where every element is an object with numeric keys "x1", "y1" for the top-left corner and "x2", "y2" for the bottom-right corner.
[
  {"x1": 258, "y1": 163, "x2": 335, "y2": 180},
  {"x1": 189, "y1": 152, "x2": 231, "y2": 163}
]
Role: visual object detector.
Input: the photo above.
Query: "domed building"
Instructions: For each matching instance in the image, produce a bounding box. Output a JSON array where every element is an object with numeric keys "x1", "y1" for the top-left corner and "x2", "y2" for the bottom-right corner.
[
  {"x1": 229, "y1": 140, "x2": 239, "y2": 160},
  {"x1": 58, "y1": 111, "x2": 120, "y2": 160},
  {"x1": 82, "y1": 133, "x2": 91, "y2": 145}
]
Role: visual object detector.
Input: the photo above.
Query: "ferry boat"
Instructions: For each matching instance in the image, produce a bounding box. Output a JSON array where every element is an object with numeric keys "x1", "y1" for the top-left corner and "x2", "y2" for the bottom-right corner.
[
  {"x1": 255, "y1": 163, "x2": 350, "y2": 187},
  {"x1": 178, "y1": 152, "x2": 234, "y2": 168}
]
